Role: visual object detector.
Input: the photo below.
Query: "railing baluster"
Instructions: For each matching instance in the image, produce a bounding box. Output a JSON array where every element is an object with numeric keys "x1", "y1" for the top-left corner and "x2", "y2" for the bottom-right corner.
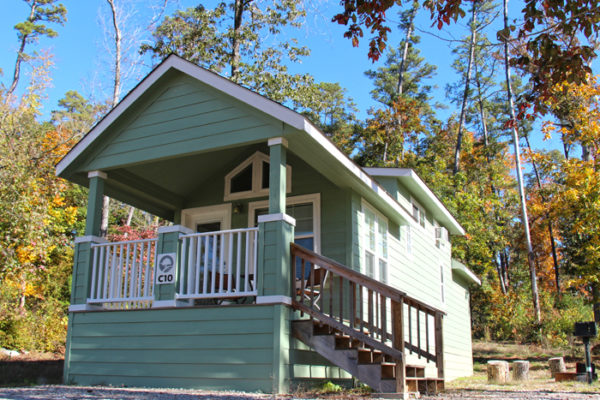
[
  {"x1": 219, "y1": 233, "x2": 225, "y2": 293},
  {"x1": 90, "y1": 247, "x2": 98, "y2": 300},
  {"x1": 381, "y1": 294, "x2": 387, "y2": 342},
  {"x1": 417, "y1": 306, "x2": 421, "y2": 359},
  {"x1": 203, "y1": 235, "x2": 209, "y2": 295},
  {"x1": 210, "y1": 234, "x2": 217, "y2": 294},
  {"x1": 129, "y1": 243, "x2": 137, "y2": 299},
  {"x1": 124, "y1": 243, "x2": 131, "y2": 300},
  {"x1": 235, "y1": 232, "x2": 241, "y2": 293},
  {"x1": 359, "y1": 285, "x2": 364, "y2": 333},
  {"x1": 408, "y1": 304, "x2": 412, "y2": 354},
  {"x1": 244, "y1": 231, "x2": 250, "y2": 293},
  {"x1": 300, "y1": 258, "x2": 305, "y2": 304},
  {"x1": 368, "y1": 289, "x2": 373, "y2": 338},
  {"x1": 339, "y1": 275, "x2": 343, "y2": 323},
  {"x1": 350, "y1": 281, "x2": 356, "y2": 329},
  {"x1": 195, "y1": 236, "x2": 202, "y2": 295},
  {"x1": 426, "y1": 309, "x2": 430, "y2": 356},
  {"x1": 227, "y1": 232, "x2": 233, "y2": 292}
]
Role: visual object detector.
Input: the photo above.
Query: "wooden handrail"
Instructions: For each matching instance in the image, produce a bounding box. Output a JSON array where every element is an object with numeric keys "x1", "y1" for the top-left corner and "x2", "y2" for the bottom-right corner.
[
  {"x1": 290, "y1": 243, "x2": 445, "y2": 381},
  {"x1": 290, "y1": 243, "x2": 445, "y2": 316}
]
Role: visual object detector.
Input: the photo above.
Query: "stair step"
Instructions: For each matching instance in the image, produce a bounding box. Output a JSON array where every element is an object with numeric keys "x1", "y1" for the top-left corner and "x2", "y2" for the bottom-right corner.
[
  {"x1": 380, "y1": 362, "x2": 396, "y2": 379},
  {"x1": 406, "y1": 377, "x2": 444, "y2": 395},
  {"x1": 335, "y1": 335, "x2": 361, "y2": 349},
  {"x1": 405, "y1": 364, "x2": 426, "y2": 378}
]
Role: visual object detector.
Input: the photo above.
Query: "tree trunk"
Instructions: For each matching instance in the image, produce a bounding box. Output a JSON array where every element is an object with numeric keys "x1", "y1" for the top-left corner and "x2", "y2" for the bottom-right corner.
[
  {"x1": 231, "y1": 0, "x2": 244, "y2": 81},
  {"x1": 548, "y1": 357, "x2": 566, "y2": 377},
  {"x1": 100, "y1": 0, "x2": 124, "y2": 238},
  {"x1": 523, "y1": 134, "x2": 561, "y2": 295},
  {"x1": 593, "y1": 284, "x2": 600, "y2": 323},
  {"x1": 502, "y1": 0, "x2": 540, "y2": 323},
  {"x1": 487, "y1": 361, "x2": 509, "y2": 383},
  {"x1": 396, "y1": 0, "x2": 418, "y2": 97},
  {"x1": 512, "y1": 360, "x2": 530, "y2": 381},
  {"x1": 453, "y1": 1, "x2": 478, "y2": 175},
  {"x1": 5, "y1": 1, "x2": 37, "y2": 102}
]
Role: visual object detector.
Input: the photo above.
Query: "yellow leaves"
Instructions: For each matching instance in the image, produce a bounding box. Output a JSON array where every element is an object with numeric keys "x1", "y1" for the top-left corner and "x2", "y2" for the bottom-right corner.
[{"x1": 16, "y1": 245, "x2": 37, "y2": 265}]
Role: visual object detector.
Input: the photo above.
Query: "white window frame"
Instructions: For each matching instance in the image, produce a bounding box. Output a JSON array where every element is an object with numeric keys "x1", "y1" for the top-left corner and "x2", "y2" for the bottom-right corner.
[
  {"x1": 248, "y1": 193, "x2": 321, "y2": 253},
  {"x1": 361, "y1": 200, "x2": 389, "y2": 284},
  {"x1": 181, "y1": 203, "x2": 232, "y2": 231},
  {"x1": 411, "y1": 197, "x2": 426, "y2": 228},
  {"x1": 440, "y1": 264, "x2": 446, "y2": 305},
  {"x1": 224, "y1": 151, "x2": 292, "y2": 201},
  {"x1": 404, "y1": 224, "x2": 412, "y2": 256}
]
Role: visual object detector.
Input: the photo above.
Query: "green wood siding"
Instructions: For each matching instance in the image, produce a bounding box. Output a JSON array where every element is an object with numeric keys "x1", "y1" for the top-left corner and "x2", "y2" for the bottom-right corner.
[
  {"x1": 66, "y1": 305, "x2": 278, "y2": 392},
  {"x1": 443, "y1": 273, "x2": 475, "y2": 380},
  {"x1": 81, "y1": 74, "x2": 283, "y2": 172}
]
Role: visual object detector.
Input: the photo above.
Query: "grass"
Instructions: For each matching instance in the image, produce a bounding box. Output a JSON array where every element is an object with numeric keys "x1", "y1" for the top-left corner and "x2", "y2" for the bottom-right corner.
[{"x1": 445, "y1": 340, "x2": 600, "y2": 393}]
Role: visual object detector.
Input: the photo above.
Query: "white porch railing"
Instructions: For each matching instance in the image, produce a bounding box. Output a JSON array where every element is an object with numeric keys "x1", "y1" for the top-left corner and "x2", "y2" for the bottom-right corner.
[
  {"x1": 177, "y1": 228, "x2": 258, "y2": 300},
  {"x1": 88, "y1": 238, "x2": 157, "y2": 308}
]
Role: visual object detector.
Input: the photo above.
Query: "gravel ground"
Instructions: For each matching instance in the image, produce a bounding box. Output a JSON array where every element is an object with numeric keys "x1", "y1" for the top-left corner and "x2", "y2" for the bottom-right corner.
[{"x1": 0, "y1": 386, "x2": 599, "y2": 400}]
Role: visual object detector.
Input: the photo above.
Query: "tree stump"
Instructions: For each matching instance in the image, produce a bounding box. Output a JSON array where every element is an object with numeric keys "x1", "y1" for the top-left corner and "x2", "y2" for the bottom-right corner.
[
  {"x1": 512, "y1": 360, "x2": 530, "y2": 381},
  {"x1": 548, "y1": 357, "x2": 566, "y2": 378},
  {"x1": 487, "y1": 360, "x2": 509, "y2": 383}
]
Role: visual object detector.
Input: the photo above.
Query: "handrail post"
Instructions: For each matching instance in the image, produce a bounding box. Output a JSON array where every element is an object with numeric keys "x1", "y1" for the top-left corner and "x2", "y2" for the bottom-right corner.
[
  {"x1": 392, "y1": 298, "x2": 406, "y2": 394},
  {"x1": 435, "y1": 311, "x2": 444, "y2": 379}
]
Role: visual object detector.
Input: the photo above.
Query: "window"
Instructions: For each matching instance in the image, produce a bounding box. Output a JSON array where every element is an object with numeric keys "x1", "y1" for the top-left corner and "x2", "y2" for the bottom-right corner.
[
  {"x1": 440, "y1": 264, "x2": 445, "y2": 304},
  {"x1": 405, "y1": 225, "x2": 412, "y2": 256},
  {"x1": 411, "y1": 199, "x2": 426, "y2": 228},
  {"x1": 248, "y1": 194, "x2": 321, "y2": 255},
  {"x1": 224, "y1": 151, "x2": 292, "y2": 201},
  {"x1": 362, "y1": 202, "x2": 388, "y2": 283}
]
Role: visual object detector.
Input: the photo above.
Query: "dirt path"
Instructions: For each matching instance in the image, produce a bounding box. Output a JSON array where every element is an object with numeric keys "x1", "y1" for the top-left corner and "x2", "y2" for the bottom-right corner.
[{"x1": 0, "y1": 386, "x2": 599, "y2": 400}]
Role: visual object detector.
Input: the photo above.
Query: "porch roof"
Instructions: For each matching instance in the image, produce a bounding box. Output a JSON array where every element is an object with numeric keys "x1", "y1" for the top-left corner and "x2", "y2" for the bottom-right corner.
[{"x1": 56, "y1": 54, "x2": 463, "y2": 234}]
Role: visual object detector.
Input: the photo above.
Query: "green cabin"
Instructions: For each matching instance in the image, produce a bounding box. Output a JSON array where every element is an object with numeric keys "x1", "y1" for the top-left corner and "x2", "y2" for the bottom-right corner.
[{"x1": 56, "y1": 55, "x2": 481, "y2": 396}]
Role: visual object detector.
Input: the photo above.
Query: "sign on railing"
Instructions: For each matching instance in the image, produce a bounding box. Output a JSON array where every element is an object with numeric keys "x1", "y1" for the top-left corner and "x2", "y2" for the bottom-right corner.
[
  {"x1": 88, "y1": 238, "x2": 157, "y2": 308},
  {"x1": 177, "y1": 228, "x2": 258, "y2": 300}
]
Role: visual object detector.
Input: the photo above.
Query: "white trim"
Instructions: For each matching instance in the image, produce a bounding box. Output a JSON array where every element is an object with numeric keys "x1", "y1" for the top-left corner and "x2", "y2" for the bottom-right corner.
[
  {"x1": 257, "y1": 213, "x2": 296, "y2": 226},
  {"x1": 364, "y1": 167, "x2": 464, "y2": 235},
  {"x1": 248, "y1": 193, "x2": 321, "y2": 254},
  {"x1": 361, "y1": 199, "x2": 389, "y2": 284},
  {"x1": 74, "y1": 235, "x2": 108, "y2": 244},
  {"x1": 55, "y1": 55, "x2": 462, "y2": 237},
  {"x1": 180, "y1": 204, "x2": 232, "y2": 231},
  {"x1": 223, "y1": 151, "x2": 292, "y2": 202},
  {"x1": 268, "y1": 137, "x2": 288, "y2": 147},
  {"x1": 87, "y1": 170, "x2": 107, "y2": 179},
  {"x1": 157, "y1": 225, "x2": 194, "y2": 235},
  {"x1": 68, "y1": 304, "x2": 104, "y2": 312},
  {"x1": 151, "y1": 300, "x2": 178, "y2": 308},
  {"x1": 256, "y1": 295, "x2": 292, "y2": 306}
]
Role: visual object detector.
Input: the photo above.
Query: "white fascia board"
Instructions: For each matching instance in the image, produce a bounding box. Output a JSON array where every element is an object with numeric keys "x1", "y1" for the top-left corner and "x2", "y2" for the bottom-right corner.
[
  {"x1": 364, "y1": 167, "x2": 465, "y2": 235},
  {"x1": 56, "y1": 55, "x2": 306, "y2": 177},
  {"x1": 302, "y1": 122, "x2": 415, "y2": 225},
  {"x1": 451, "y1": 259, "x2": 482, "y2": 286}
]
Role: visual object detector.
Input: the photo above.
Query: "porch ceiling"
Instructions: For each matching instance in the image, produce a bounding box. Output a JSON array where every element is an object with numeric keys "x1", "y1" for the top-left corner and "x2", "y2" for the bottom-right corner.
[{"x1": 72, "y1": 145, "x2": 265, "y2": 220}]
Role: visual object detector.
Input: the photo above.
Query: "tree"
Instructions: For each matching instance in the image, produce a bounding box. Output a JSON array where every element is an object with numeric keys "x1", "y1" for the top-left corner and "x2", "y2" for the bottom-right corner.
[
  {"x1": 0, "y1": 56, "x2": 85, "y2": 350},
  {"x1": 141, "y1": 1, "x2": 316, "y2": 108},
  {"x1": 542, "y1": 76, "x2": 600, "y2": 321},
  {"x1": 500, "y1": 0, "x2": 541, "y2": 322},
  {"x1": 5, "y1": 0, "x2": 67, "y2": 102},
  {"x1": 332, "y1": 0, "x2": 600, "y2": 117}
]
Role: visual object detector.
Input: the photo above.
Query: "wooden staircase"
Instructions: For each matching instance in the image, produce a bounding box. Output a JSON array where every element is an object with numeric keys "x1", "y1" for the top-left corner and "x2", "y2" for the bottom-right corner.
[{"x1": 290, "y1": 244, "x2": 445, "y2": 396}]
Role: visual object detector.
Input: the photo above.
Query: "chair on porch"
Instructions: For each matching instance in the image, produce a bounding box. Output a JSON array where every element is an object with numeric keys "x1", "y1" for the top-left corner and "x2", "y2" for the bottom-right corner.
[{"x1": 295, "y1": 263, "x2": 328, "y2": 309}]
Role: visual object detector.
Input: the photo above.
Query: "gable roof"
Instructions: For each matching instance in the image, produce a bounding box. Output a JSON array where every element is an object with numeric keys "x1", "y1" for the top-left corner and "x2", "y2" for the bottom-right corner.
[
  {"x1": 364, "y1": 168, "x2": 464, "y2": 235},
  {"x1": 56, "y1": 54, "x2": 464, "y2": 235}
]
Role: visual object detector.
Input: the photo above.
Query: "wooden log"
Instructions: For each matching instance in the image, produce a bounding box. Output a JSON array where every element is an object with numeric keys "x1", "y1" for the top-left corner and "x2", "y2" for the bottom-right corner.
[
  {"x1": 487, "y1": 360, "x2": 509, "y2": 383},
  {"x1": 548, "y1": 357, "x2": 566, "y2": 378},
  {"x1": 512, "y1": 360, "x2": 529, "y2": 381}
]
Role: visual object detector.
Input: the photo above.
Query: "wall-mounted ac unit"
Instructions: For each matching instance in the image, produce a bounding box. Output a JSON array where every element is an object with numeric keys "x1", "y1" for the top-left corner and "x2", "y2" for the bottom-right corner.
[{"x1": 435, "y1": 227, "x2": 448, "y2": 247}]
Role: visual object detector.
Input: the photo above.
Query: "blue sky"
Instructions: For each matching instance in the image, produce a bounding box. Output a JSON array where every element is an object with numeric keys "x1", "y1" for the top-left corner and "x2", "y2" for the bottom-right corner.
[{"x1": 0, "y1": 0, "x2": 569, "y2": 153}]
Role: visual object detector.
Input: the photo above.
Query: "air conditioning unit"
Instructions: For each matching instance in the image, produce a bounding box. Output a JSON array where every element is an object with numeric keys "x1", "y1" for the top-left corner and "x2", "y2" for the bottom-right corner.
[{"x1": 435, "y1": 227, "x2": 448, "y2": 247}]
